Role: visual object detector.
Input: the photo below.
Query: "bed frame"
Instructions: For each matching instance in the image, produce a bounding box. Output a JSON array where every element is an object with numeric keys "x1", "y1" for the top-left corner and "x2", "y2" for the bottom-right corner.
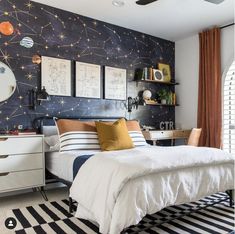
[
  {"x1": 33, "y1": 116, "x2": 125, "y2": 212},
  {"x1": 33, "y1": 116, "x2": 234, "y2": 232}
]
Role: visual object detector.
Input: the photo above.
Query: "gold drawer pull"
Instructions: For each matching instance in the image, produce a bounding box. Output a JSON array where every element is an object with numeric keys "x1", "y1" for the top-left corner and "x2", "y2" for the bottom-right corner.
[
  {"x1": 0, "y1": 172, "x2": 9, "y2": 177},
  {"x1": 0, "y1": 155, "x2": 9, "y2": 159},
  {"x1": 0, "y1": 138, "x2": 8, "y2": 142}
]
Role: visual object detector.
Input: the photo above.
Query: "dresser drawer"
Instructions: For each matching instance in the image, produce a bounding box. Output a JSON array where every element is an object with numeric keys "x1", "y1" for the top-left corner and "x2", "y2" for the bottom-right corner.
[
  {"x1": 150, "y1": 131, "x2": 173, "y2": 139},
  {"x1": 173, "y1": 130, "x2": 191, "y2": 138},
  {"x1": 0, "y1": 153, "x2": 43, "y2": 173},
  {"x1": 0, "y1": 169, "x2": 44, "y2": 192},
  {"x1": 0, "y1": 137, "x2": 43, "y2": 155}
]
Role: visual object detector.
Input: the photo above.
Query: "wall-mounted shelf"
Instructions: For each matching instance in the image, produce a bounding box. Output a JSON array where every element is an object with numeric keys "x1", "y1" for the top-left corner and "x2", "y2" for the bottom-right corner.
[
  {"x1": 146, "y1": 103, "x2": 179, "y2": 107},
  {"x1": 136, "y1": 79, "x2": 179, "y2": 86}
]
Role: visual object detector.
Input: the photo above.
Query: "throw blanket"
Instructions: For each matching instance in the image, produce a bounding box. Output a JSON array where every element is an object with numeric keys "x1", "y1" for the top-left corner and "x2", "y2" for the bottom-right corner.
[
  {"x1": 73, "y1": 155, "x2": 93, "y2": 179},
  {"x1": 70, "y1": 146, "x2": 234, "y2": 234}
]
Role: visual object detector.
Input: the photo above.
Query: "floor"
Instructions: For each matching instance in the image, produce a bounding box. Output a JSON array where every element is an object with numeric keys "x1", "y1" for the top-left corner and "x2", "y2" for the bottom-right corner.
[{"x1": 0, "y1": 187, "x2": 68, "y2": 233}]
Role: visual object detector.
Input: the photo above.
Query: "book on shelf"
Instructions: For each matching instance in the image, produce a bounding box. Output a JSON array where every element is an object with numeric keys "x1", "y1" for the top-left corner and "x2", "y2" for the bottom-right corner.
[{"x1": 143, "y1": 67, "x2": 154, "y2": 80}]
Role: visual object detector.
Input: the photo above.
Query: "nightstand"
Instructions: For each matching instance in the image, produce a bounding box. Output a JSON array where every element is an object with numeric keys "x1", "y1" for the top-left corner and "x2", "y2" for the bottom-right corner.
[{"x1": 0, "y1": 135, "x2": 46, "y2": 199}]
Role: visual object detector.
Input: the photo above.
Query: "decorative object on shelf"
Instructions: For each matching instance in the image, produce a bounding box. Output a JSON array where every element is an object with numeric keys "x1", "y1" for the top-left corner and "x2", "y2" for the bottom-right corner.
[
  {"x1": 20, "y1": 37, "x2": 34, "y2": 48},
  {"x1": 0, "y1": 61, "x2": 16, "y2": 102},
  {"x1": 142, "y1": 125, "x2": 156, "y2": 131},
  {"x1": 76, "y1": 62, "x2": 101, "y2": 99},
  {"x1": 158, "y1": 63, "x2": 171, "y2": 82},
  {"x1": 157, "y1": 89, "x2": 168, "y2": 104},
  {"x1": 172, "y1": 92, "x2": 176, "y2": 105},
  {"x1": 104, "y1": 66, "x2": 126, "y2": 100},
  {"x1": 152, "y1": 69, "x2": 164, "y2": 81},
  {"x1": 145, "y1": 100, "x2": 158, "y2": 105},
  {"x1": 134, "y1": 68, "x2": 145, "y2": 81},
  {"x1": 157, "y1": 90, "x2": 177, "y2": 105},
  {"x1": 142, "y1": 89, "x2": 157, "y2": 105},
  {"x1": 143, "y1": 67, "x2": 154, "y2": 80},
  {"x1": 41, "y1": 56, "x2": 72, "y2": 96},
  {"x1": 0, "y1": 21, "x2": 14, "y2": 36},
  {"x1": 143, "y1": 90, "x2": 152, "y2": 100},
  {"x1": 32, "y1": 55, "x2": 42, "y2": 64},
  {"x1": 29, "y1": 86, "x2": 50, "y2": 110},
  {"x1": 160, "y1": 121, "x2": 174, "y2": 130},
  {"x1": 127, "y1": 96, "x2": 140, "y2": 112}
]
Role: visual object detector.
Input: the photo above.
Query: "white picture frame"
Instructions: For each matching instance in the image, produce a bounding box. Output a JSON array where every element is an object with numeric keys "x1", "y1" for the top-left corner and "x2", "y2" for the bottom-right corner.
[
  {"x1": 41, "y1": 56, "x2": 72, "y2": 96},
  {"x1": 76, "y1": 62, "x2": 101, "y2": 99},
  {"x1": 104, "y1": 66, "x2": 127, "y2": 100}
]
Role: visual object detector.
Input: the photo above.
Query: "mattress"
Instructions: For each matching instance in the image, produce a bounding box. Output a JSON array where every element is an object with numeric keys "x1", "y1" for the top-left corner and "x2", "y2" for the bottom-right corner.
[{"x1": 45, "y1": 150, "x2": 97, "y2": 182}]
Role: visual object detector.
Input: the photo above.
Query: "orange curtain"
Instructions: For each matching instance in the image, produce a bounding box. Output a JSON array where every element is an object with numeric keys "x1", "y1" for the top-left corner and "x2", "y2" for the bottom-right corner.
[{"x1": 197, "y1": 28, "x2": 222, "y2": 148}]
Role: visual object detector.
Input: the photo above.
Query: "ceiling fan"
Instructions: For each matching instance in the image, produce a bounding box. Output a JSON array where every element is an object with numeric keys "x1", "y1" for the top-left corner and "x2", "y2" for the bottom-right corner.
[{"x1": 136, "y1": 0, "x2": 225, "y2": 5}]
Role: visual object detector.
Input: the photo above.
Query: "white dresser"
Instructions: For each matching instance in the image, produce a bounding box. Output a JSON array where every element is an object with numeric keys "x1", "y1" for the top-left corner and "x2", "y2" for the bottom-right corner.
[{"x1": 0, "y1": 135, "x2": 45, "y2": 194}]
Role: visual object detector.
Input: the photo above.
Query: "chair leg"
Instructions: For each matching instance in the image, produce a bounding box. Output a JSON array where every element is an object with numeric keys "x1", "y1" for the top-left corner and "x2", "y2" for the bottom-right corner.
[{"x1": 69, "y1": 197, "x2": 73, "y2": 213}]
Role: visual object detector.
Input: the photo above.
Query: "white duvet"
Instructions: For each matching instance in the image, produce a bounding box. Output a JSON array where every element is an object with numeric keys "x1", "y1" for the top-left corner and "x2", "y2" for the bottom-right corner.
[{"x1": 70, "y1": 146, "x2": 234, "y2": 234}]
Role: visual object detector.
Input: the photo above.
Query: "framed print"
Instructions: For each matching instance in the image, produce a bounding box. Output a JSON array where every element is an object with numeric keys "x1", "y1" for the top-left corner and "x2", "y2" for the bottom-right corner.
[
  {"x1": 158, "y1": 63, "x2": 171, "y2": 82},
  {"x1": 104, "y1": 66, "x2": 127, "y2": 100},
  {"x1": 76, "y1": 62, "x2": 101, "y2": 99},
  {"x1": 41, "y1": 56, "x2": 72, "y2": 96}
]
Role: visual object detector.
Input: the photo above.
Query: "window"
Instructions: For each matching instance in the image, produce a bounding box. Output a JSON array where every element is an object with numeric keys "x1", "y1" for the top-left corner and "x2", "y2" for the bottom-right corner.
[{"x1": 223, "y1": 61, "x2": 235, "y2": 154}]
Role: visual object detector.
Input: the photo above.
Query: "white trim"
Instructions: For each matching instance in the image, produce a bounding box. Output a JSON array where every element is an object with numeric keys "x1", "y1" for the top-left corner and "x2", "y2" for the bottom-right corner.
[{"x1": 222, "y1": 58, "x2": 235, "y2": 154}]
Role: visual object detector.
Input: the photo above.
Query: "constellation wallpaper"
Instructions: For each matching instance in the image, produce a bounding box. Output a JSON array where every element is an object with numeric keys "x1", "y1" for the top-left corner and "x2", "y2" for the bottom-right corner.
[{"x1": 0, "y1": 0, "x2": 175, "y2": 131}]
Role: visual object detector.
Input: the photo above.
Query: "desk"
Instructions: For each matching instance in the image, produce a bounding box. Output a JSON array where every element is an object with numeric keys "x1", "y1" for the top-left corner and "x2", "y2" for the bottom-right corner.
[{"x1": 142, "y1": 129, "x2": 191, "y2": 146}]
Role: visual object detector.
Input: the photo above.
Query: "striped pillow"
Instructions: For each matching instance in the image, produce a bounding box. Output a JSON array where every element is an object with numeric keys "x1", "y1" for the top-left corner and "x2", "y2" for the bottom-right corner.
[
  {"x1": 56, "y1": 119, "x2": 101, "y2": 152},
  {"x1": 128, "y1": 131, "x2": 148, "y2": 147},
  {"x1": 126, "y1": 121, "x2": 148, "y2": 147}
]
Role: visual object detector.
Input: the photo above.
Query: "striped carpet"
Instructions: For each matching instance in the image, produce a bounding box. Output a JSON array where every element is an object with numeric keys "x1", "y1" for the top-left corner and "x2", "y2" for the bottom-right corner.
[{"x1": 8, "y1": 192, "x2": 234, "y2": 234}]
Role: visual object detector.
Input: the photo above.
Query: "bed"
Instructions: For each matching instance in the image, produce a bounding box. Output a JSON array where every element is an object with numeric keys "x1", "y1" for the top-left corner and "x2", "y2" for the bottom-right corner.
[
  {"x1": 36, "y1": 116, "x2": 124, "y2": 185},
  {"x1": 35, "y1": 117, "x2": 235, "y2": 234}
]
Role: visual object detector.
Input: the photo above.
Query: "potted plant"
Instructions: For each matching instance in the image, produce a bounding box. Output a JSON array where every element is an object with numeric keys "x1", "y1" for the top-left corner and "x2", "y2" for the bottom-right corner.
[{"x1": 157, "y1": 89, "x2": 168, "y2": 104}]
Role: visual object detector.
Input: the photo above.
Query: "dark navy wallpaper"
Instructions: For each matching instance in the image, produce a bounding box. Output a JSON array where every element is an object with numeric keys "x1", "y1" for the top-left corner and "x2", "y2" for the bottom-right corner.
[{"x1": 0, "y1": 0, "x2": 175, "y2": 131}]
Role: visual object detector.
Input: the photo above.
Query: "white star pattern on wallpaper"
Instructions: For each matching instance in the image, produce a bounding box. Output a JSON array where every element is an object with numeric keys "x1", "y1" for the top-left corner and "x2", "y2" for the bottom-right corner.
[{"x1": 0, "y1": 0, "x2": 175, "y2": 130}]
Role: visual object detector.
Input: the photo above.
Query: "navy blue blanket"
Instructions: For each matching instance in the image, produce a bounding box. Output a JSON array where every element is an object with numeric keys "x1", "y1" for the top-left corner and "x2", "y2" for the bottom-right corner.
[{"x1": 73, "y1": 155, "x2": 94, "y2": 179}]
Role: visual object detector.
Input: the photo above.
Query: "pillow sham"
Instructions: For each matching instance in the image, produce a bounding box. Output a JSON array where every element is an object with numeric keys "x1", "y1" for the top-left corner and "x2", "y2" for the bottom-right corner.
[
  {"x1": 126, "y1": 121, "x2": 148, "y2": 147},
  {"x1": 56, "y1": 119, "x2": 101, "y2": 152},
  {"x1": 44, "y1": 135, "x2": 60, "y2": 152},
  {"x1": 95, "y1": 118, "x2": 134, "y2": 151}
]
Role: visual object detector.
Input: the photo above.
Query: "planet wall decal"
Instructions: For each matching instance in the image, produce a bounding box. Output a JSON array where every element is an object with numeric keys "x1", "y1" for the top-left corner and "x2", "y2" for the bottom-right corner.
[
  {"x1": 0, "y1": 21, "x2": 14, "y2": 36},
  {"x1": 20, "y1": 37, "x2": 34, "y2": 48}
]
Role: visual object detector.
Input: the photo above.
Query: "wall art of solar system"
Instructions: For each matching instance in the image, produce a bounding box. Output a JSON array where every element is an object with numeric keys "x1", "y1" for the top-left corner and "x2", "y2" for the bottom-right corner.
[{"x1": 0, "y1": 0, "x2": 175, "y2": 131}]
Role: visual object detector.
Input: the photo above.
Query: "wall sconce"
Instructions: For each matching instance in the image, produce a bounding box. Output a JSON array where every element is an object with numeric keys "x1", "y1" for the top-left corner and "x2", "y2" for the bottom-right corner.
[
  {"x1": 127, "y1": 96, "x2": 146, "y2": 112},
  {"x1": 29, "y1": 86, "x2": 50, "y2": 110}
]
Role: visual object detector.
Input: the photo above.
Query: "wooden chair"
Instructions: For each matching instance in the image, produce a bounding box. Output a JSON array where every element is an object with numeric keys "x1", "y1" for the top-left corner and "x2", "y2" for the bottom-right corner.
[{"x1": 187, "y1": 128, "x2": 202, "y2": 146}]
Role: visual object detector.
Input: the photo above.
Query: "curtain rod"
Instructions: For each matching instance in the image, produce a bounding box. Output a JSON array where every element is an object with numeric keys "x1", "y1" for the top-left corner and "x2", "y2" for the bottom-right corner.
[{"x1": 220, "y1": 23, "x2": 234, "y2": 30}]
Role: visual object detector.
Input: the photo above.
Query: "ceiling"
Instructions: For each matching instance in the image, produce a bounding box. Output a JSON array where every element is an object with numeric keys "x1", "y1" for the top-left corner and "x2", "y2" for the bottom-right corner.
[{"x1": 32, "y1": 0, "x2": 234, "y2": 41}]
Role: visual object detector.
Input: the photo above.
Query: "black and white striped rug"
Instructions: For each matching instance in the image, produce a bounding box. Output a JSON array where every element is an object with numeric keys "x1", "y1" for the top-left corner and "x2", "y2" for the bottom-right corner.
[{"x1": 8, "y1": 192, "x2": 234, "y2": 234}]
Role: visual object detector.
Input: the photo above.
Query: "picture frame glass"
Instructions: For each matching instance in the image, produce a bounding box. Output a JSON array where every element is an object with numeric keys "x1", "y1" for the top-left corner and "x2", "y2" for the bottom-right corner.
[
  {"x1": 104, "y1": 66, "x2": 127, "y2": 101},
  {"x1": 76, "y1": 62, "x2": 101, "y2": 99},
  {"x1": 41, "y1": 56, "x2": 72, "y2": 96},
  {"x1": 158, "y1": 63, "x2": 171, "y2": 82}
]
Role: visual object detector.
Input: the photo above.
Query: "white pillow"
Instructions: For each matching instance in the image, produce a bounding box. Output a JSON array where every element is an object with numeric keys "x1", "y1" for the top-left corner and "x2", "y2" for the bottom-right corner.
[{"x1": 44, "y1": 135, "x2": 60, "y2": 152}]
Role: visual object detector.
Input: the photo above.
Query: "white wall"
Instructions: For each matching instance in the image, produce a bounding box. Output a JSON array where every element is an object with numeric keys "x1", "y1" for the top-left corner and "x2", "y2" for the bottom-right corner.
[
  {"x1": 175, "y1": 26, "x2": 234, "y2": 129},
  {"x1": 175, "y1": 35, "x2": 199, "y2": 129},
  {"x1": 221, "y1": 26, "x2": 235, "y2": 73}
]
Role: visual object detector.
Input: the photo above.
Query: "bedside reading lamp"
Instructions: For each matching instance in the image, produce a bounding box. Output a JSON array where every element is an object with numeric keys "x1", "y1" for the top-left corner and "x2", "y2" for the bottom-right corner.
[
  {"x1": 127, "y1": 96, "x2": 146, "y2": 113},
  {"x1": 29, "y1": 86, "x2": 50, "y2": 110}
]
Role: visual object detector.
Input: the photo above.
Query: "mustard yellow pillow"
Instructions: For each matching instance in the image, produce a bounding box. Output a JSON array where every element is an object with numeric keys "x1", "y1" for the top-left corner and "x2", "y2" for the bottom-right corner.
[{"x1": 95, "y1": 118, "x2": 134, "y2": 151}]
